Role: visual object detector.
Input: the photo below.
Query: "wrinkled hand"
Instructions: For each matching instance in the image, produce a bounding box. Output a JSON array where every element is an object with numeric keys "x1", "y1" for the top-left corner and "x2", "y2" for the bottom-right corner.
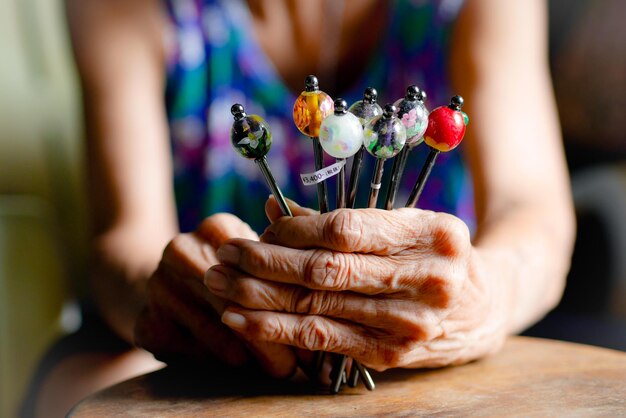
[
  {"x1": 205, "y1": 200, "x2": 508, "y2": 371},
  {"x1": 134, "y1": 213, "x2": 297, "y2": 377}
]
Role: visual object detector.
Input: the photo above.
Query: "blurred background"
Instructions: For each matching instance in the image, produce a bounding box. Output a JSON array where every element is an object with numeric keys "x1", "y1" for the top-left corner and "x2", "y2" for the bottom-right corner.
[{"x1": 0, "y1": 0, "x2": 624, "y2": 417}]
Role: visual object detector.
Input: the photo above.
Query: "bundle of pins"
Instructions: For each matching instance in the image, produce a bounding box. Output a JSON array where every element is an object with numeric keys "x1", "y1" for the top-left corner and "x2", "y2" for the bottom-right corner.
[{"x1": 229, "y1": 75, "x2": 469, "y2": 394}]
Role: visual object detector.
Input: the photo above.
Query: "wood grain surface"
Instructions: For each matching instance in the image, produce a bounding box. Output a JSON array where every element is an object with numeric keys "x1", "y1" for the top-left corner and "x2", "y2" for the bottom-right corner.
[{"x1": 69, "y1": 337, "x2": 626, "y2": 417}]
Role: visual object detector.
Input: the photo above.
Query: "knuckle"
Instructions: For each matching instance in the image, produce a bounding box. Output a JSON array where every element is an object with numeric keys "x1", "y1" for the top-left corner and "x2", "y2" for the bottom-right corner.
[
  {"x1": 163, "y1": 234, "x2": 189, "y2": 261},
  {"x1": 198, "y1": 214, "x2": 224, "y2": 234},
  {"x1": 293, "y1": 289, "x2": 341, "y2": 316},
  {"x1": 380, "y1": 267, "x2": 403, "y2": 291},
  {"x1": 198, "y1": 214, "x2": 256, "y2": 247},
  {"x1": 232, "y1": 278, "x2": 257, "y2": 305},
  {"x1": 253, "y1": 314, "x2": 284, "y2": 341},
  {"x1": 296, "y1": 317, "x2": 332, "y2": 351},
  {"x1": 197, "y1": 213, "x2": 245, "y2": 236},
  {"x1": 323, "y1": 210, "x2": 363, "y2": 251},
  {"x1": 292, "y1": 288, "x2": 314, "y2": 314},
  {"x1": 305, "y1": 250, "x2": 352, "y2": 290},
  {"x1": 421, "y1": 275, "x2": 455, "y2": 308},
  {"x1": 162, "y1": 233, "x2": 210, "y2": 273},
  {"x1": 204, "y1": 212, "x2": 240, "y2": 227},
  {"x1": 431, "y1": 214, "x2": 471, "y2": 258},
  {"x1": 241, "y1": 242, "x2": 271, "y2": 271},
  {"x1": 162, "y1": 233, "x2": 212, "y2": 277},
  {"x1": 318, "y1": 291, "x2": 345, "y2": 315},
  {"x1": 418, "y1": 269, "x2": 466, "y2": 309}
]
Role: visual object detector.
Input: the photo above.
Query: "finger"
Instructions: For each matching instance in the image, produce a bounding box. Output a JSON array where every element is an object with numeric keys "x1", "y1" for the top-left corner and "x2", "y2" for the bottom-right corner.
[
  {"x1": 135, "y1": 306, "x2": 219, "y2": 367},
  {"x1": 223, "y1": 306, "x2": 484, "y2": 371},
  {"x1": 144, "y1": 271, "x2": 250, "y2": 366},
  {"x1": 216, "y1": 239, "x2": 399, "y2": 294},
  {"x1": 205, "y1": 266, "x2": 440, "y2": 339},
  {"x1": 221, "y1": 306, "x2": 395, "y2": 370},
  {"x1": 162, "y1": 215, "x2": 258, "y2": 309},
  {"x1": 217, "y1": 239, "x2": 459, "y2": 305},
  {"x1": 262, "y1": 208, "x2": 466, "y2": 255},
  {"x1": 153, "y1": 216, "x2": 300, "y2": 376},
  {"x1": 160, "y1": 235, "x2": 228, "y2": 313},
  {"x1": 196, "y1": 213, "x2": 259, "y2": 248},
  {"x1": 164, "y1": 214, "x2": 258, "y2": 278},
  {"x1": 162, "y1": 232, "x2": 219, "y2": 278},
  {"x1": 153, "y1": 268, "x2": 300, "y2": 377},
  {"x1": 216, "y1": 237, "x2": 459, "y2": 301},
  {"x1": 265, "y1": 196, "x2": 317, "y2": 224},
  {"x1": 234, "y1": 307, "x2": 461, "y2": 371},
  {"x1": 239, "y1": 338, "x2": 298, "y2": 379}
]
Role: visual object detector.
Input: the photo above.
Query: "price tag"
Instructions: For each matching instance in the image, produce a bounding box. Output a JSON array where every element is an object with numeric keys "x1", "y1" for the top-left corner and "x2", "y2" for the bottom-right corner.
[{"x1": 300, "y1": 160, "x2": 347, "y2": 186}]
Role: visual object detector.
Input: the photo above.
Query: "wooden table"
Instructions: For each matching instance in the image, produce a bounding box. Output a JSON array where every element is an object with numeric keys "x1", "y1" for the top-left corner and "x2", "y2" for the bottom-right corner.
[{"x1": 69, "y1": 337, "x2": 626, "y2": 417}]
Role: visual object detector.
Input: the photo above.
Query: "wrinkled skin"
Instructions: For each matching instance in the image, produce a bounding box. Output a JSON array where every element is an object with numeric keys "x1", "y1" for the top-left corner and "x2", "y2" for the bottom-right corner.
[{"x1": 205, "y1": 199, "x2": 508, "y2": 372}]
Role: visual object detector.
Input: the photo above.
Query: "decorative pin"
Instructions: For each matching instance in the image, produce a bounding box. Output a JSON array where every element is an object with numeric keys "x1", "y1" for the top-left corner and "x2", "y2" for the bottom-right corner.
[
  {"x1": 347, "y1": 361, "x2": 360, "y2": 387},
  {"x1": 364, "y1": 104, "x2": 407, "y2": 208},
  {"x1": 405, "y1": 95, "x2": 468, "y2": 208},
  {"x1": 385, "y1": 86, "x2": 429, "y2": 210},
  {"x1": 230, "y1": 104, "x2": 292, "y2": 217},
  {"x1": 347, "y1": 87, "x2": 383, "y2": 208},
  {"x1": 354, "y1": 361, "x2": 375, "y2": 391},
  {"x1": 293, "y1": 75, "x2": 334, "y2": 213},
  {"x1": 320, "y1": 98, "x2": 364, "y2": 209},
  {"x1": 320, "y1": 98, "x2": 375, "y2": 393}
]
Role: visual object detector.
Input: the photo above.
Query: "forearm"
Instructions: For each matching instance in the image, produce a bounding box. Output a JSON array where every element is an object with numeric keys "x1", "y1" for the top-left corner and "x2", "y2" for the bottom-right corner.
[
  {"x1": 466, "y1": 84, "x2": 575, "y2": 333},
  {"x1": 90, "y1": 225, "x2": 173, "y2": 343},
  {"x1": 473, "y1": 200, "x2": 575, "y2": 334},
  {"x1": 466, "y1": 72, "x2": 575, "y2": 333},
  {"x1": 67, "y1": 0, "x2": 177, "y2": 343},
  {"x1": 449, "y1": 0, "x2": 576, "y2": 336}
]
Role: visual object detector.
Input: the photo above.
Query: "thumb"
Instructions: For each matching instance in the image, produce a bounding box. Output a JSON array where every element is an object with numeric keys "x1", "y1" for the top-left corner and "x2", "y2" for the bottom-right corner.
[{"x1": 264, "y1": 195, "x2": 317, "y2": 223}]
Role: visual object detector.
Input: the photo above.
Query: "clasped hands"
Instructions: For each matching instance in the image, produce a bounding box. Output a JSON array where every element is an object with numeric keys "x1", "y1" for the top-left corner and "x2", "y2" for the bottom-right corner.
[{"x1": 135, "y1": 198, "x2": 507, "y2": 379}]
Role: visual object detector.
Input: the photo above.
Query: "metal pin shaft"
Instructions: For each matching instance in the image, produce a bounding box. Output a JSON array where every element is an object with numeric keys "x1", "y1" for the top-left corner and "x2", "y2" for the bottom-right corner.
[
  {"x1": 331, "y1": 355, "x2": 349, "y2": 394},
  {"x1": 355, "y1": 361, "x2": 375, "y2": 391},
  {"x1": 385, "y1": 146, "x2": 410, "y2": 210},
  {"x1": 313, "y1": 137, "x2": 329, "y2": 213},
  {"x1": 336, "y1": 158, "x2": 346, "y2": 210},
  {"x1": 347, "y1": 147, "x2": 365, "y2": 208},
  {"x1": 256, "y1": 158, "x2": 292, "y2": 217},
  {"x1": 348, "y1": 361, "x2": 360, "y2": 387},
  {"x1": 368, "y1": 158, "x2": 385, "y2": 209},
  {"x1": 405, "y1": 149, "x2": 439, "y2": 208}
]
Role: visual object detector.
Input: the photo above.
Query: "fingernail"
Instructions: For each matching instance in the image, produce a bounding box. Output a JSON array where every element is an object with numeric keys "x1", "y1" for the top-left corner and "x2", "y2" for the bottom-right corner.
[
  {"x1": 217, "y1": 244, "x2": 240, "y2": 265},
  {"x1": 204, "y1": 269, "x2": 228, "y2": 295},
  {"x1": 222, "y1": 311, "x2": 247, "y2": 330}
]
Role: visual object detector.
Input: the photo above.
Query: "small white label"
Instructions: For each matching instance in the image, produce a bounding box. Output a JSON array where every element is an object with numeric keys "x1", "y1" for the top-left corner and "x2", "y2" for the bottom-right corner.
[{"x1": 300, "y1": 160, "x2": 347, "y2": 186}]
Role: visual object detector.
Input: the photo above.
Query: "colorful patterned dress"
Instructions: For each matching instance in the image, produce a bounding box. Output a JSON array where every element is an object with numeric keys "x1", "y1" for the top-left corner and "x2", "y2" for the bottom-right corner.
[{"x1": 163, "y1": 0, "x2": 473, "y2": 233}]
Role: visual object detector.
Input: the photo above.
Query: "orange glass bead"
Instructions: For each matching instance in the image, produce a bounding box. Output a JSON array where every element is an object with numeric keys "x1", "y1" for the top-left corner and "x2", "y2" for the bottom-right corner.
[{"x1": 293, "y1": 91, "x2": 334, "y2": 137}]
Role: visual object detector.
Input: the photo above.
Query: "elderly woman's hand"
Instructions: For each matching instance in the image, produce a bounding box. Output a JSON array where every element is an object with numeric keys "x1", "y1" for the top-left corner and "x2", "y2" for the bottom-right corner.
[
  {"x1": 134, "y1": 213, "x2": 298, "y2": 377},
  {"x1": 205, "y1": 201, "x2": 509, "y2": 371}
]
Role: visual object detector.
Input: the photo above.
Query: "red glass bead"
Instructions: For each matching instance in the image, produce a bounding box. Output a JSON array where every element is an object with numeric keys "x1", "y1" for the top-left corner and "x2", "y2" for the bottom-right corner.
[{"x1": 424, "y1": 106, "x2": 468, "y2": 152}]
